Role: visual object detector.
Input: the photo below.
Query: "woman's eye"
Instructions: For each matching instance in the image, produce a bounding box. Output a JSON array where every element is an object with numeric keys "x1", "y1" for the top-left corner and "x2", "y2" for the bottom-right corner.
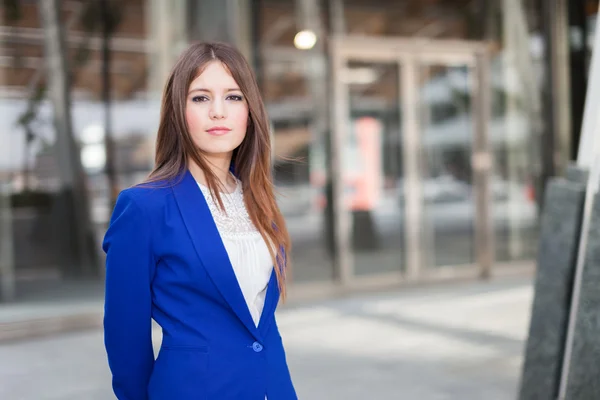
[
  {"x1": 227, "y1": 95, "x2": 243, "y2": 101},
  {"x1": 191, "y1": 95, "x2": 208, "y2": 102}
]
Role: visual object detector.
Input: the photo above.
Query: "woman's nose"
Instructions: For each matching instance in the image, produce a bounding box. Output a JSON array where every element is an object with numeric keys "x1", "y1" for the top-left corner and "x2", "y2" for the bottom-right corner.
[{"x1": 209, "y1": 99, "x2": 226, "y2": 119}]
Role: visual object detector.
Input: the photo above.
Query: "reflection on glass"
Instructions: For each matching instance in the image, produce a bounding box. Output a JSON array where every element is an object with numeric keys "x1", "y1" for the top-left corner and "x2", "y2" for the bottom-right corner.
[
  {"x1": 260, "y1": 58, "x2": 334, "y2": 282},
  {"x1": 491, "y1": 53, "x2": 539, "y2": 262},
  {"x1": 258, "y1": 0, "x2": 334, "y2": 284},
  {"x1": 489, "y1": 0, "x2": 541, "y2": 263},
  {"x1": 343, "y1": 61, "x2": 404, "y2": 276},
  {"x1": 418, "y1": 64, "x2": 476, "y2": 267},
  {"x1": 342, "y1": 0, "x2": 479, "y2": 39},
  {"x1": 272, "y1": 123, "x2": 334, "y2": 283},
  {"x1": 0, "y1": 1, "x2": 186, "y2": 302}
]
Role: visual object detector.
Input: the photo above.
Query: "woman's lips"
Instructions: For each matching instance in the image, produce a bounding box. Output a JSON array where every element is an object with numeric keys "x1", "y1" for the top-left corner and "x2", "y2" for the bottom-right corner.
[{"x1": 206, "y1": 126, "x2": 231, "y2": 136}]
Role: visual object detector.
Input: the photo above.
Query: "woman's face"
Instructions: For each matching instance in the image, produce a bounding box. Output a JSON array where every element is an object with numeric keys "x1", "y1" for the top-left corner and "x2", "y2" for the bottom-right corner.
[{"x1": 185, "y1": 61, "x2": 249, "y2": 166}]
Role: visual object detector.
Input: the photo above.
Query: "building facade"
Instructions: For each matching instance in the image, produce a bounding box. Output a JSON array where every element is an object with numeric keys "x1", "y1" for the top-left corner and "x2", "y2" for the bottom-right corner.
[{"x1": 0, "y1": 0, "x2": 596, "y2": 305}]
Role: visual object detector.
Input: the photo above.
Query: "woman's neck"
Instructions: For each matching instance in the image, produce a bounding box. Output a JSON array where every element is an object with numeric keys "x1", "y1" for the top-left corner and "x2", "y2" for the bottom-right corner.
[{"x1": 188, "y1": 155, "x2": 236, "y2": 193}]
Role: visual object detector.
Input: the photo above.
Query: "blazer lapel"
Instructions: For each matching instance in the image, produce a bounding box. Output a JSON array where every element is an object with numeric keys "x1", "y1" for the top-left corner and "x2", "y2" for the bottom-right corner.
[{"x1": 171, "y1": 169, "x2": 260, "y2": 340}]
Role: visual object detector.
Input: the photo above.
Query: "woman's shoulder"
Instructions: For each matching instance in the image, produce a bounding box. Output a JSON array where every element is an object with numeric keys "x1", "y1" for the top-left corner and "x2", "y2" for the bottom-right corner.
[{"x1": 117, "y1": 179, "x2": 174, "y2": 212}]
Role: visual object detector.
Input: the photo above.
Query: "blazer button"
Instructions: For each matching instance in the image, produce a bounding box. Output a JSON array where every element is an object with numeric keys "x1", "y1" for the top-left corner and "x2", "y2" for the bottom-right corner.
[{"x1": 252, "y1": 341, "x2": 263, "y2": 352}]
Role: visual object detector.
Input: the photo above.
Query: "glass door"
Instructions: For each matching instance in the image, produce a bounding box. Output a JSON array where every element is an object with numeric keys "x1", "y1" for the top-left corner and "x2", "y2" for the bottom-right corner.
[
  {"x1": 331, "y1": 37, "x2": 493, "y2": 283},
  {"x1": 418, "y1": 63, "x2": 478, "y2": 269},
  {"x1": 340, "y1": 60, "x2": 405, "y2": 276}
]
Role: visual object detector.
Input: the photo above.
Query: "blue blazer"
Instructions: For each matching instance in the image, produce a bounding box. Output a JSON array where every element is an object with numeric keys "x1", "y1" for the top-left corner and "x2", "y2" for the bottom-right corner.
[{"x1": 102, "y1": 169, "x2": 297, "y2": 400}]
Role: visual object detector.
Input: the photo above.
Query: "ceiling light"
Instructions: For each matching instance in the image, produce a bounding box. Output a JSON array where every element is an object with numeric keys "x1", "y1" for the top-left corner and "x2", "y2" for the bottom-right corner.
[{"x1": 294, "y1": 30, "x2": 317, "y2": 50}]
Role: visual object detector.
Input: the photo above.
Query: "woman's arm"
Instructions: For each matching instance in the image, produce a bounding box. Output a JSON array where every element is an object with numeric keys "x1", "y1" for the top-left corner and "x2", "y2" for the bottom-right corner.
[{"x1": 102, "y1": 190, "x2": 155, "y2": 400}]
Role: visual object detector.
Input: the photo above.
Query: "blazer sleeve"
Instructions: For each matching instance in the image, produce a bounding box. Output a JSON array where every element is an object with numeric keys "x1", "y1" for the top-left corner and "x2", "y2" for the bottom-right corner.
[{"x1": 102, "y1": 190, "x2": 155, "y2": 400}]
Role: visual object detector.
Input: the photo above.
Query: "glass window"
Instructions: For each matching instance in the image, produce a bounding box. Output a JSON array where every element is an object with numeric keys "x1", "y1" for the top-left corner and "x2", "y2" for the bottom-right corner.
[
  {"x1": 487, "y1": 0, "x2": 542, "y2": 262},
  {"x1": 0, "y1": 0, "x2": 188, "y2": 303},
  {"x1": 257, "y1": 0, "x2": 335, "y2": 283}
]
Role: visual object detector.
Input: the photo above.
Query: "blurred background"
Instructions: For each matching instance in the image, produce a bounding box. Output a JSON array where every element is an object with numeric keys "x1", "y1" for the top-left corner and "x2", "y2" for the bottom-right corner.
[{"x1": 0, "y1": 0, "x2": 596, "y2": 399}]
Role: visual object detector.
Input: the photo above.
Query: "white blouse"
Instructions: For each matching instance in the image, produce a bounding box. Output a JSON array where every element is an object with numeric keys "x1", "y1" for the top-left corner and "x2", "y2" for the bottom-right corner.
[{"x1": 197, "y1": 179, "x2": 273, "y2": 327}]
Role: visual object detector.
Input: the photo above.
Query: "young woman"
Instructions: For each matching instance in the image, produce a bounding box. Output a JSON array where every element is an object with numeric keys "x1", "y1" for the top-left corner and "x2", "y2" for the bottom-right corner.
[{"x1": 102, "y1": 41, "x2": 296, "y2": 400}]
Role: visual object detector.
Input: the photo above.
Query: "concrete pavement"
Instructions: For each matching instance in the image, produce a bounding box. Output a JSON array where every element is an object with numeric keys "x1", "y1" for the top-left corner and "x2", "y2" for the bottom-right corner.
[{"x1": 0, "y1": 277, "x2": 533, "y2": 400}]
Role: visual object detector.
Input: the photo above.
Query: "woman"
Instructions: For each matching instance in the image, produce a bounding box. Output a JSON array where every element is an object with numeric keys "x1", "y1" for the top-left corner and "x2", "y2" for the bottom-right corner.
[{"x1": 102, "y1": 41, "x2": 297, "y2": 400}]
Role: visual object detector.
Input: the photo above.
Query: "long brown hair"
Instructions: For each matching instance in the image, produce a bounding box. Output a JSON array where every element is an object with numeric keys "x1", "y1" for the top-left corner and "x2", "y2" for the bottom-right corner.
[{"x1": 145, "y1": 41, "x2": 291, "y2": 300}]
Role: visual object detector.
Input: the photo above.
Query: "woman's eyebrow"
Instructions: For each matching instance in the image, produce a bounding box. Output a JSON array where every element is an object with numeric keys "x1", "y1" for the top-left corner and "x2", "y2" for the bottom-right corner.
[{"x1": 188, "y1": 87, "x2": 241, "y2": 94}]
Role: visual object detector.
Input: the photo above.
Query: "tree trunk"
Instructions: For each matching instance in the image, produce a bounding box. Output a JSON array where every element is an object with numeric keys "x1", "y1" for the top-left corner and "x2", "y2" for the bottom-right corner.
[
  {"x1": 38, "y1": 0, "x2": 98, "y2": 277},
  {"x1": 100, "y1": 0, "x2": 119, "y2": 211},
  {"x1": 0, "y1": 183, "x2": 15, "y2": 302}
]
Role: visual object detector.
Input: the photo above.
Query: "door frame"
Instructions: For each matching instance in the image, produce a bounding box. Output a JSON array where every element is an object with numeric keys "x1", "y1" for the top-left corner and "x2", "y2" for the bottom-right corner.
[{"x1": 329, "y1": 35, "x2": 494, "y2": 284}]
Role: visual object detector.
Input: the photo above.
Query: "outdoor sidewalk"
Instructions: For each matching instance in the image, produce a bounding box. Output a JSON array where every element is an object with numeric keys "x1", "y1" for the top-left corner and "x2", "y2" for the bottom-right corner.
[
  {"x1": 0, "y1": 279, "x2": 104, "y2": 342},
  {"x1": 0, "y1": 276, "x2": 533, "y2": 400}
]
